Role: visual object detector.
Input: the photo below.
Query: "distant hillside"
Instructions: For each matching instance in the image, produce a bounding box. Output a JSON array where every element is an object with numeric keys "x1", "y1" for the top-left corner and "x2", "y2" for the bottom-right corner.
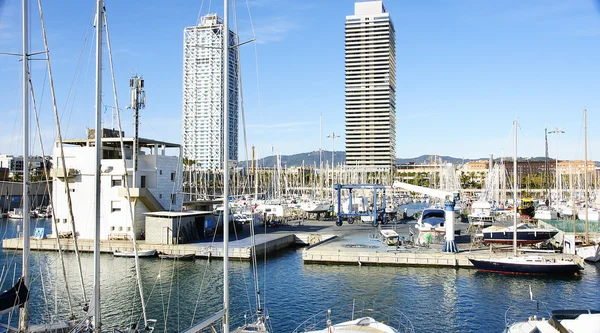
[
  {"x1": 243, "y1": 152, "x2": 479, "y2": 168},
  {"x1": 242, "y1": 152, "x2": 600, "y2": 168}
]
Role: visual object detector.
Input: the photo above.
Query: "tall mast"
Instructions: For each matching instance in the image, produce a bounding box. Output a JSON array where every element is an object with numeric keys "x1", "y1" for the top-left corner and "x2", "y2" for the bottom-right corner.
[
  {"x1": 544, "y1": 128, "x2": 549, "y2": 205},
  {"x1": 18, "y1": 0, "x2": 30, "y2": 330},
  {"x1": 319, "y1": 114, "x2": 323, "y2": 199},
  {"x1": 584, "y1": 109, "x2": 589, "y2": 244},
  {"x1": 223, "y1": 0, "x2": 230, "y2": 331},
  {"x1": 93, "y1": 0, "x2": 103, "y2": 330},
  {"x1": 513, "y1": 120, "x2": 518, "y2": 256}
]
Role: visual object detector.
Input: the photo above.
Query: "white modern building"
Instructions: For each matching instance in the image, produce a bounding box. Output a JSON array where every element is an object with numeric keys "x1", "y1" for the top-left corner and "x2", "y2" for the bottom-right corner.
[
  {"x1": 345, "y1": 1, "x2": 396, "y2": 170},
  {"x1": 182, "y1": 14, "x2": 239, "y2": 170},
  {"x1": 51, "y1": 130, "x2": 183, "y2": 240}
]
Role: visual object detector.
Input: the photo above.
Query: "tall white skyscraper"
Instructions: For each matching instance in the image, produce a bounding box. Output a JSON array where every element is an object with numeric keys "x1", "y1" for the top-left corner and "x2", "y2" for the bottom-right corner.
[
  {"x1": 182, "y1": 14, "x2": 239, "y2": 170},
  {"x1": 345, "y1": 1, "x2": 396, "y2": 170}
]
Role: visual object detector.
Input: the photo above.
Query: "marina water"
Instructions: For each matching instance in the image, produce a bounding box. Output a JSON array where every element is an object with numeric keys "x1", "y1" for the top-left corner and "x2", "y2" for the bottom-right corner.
[{"x1": 0, "y1": 216, "x2": 599, "y2": 332}]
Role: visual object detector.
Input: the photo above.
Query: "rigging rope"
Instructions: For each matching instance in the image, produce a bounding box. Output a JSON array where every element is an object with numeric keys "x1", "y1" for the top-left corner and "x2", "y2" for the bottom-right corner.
[
  {"x1": 35, "y1": 0, "x2": 88, "y2": 309},
  {"x1": 103, "y1": 9, "x2": 150, "y2": 329},
  {"x1": 28, "y1": 67, "x2": 75, "y2": 318}
]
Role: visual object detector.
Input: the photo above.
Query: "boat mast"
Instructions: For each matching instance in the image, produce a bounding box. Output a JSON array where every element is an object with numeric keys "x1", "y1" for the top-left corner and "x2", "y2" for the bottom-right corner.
[
  {"x1": 544, "y1": 128, "x2": 549, "y2": 206},
  {"x1": 93, "y1": 0, "x2": 103, "y2": 330},
  {"x1": 513, "y1": 120, "x2": 518, "y2": 256},
  {"x1": 18, "y1": 0, "x2": 30, "y2": 330},
  {"x1": 320, "y1": 113, "x2": 323, "y2": 199},
  {"x1": 223, "y1": 0, "x2": 230, "y2": 331},
  {"x1": 584, "y1": 109, "x2": 589, "y2": 244}
]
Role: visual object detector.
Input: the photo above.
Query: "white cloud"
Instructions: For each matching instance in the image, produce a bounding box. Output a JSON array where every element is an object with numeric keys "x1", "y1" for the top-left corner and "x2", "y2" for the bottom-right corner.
[{"x1": 249, "y1": 17, "x2": 300, "y2": 44}]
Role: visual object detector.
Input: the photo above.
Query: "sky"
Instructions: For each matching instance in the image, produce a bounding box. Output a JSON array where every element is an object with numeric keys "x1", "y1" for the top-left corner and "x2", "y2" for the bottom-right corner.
[{"x1": 0, "y1": 0, "x2": 599, "y2": 162}]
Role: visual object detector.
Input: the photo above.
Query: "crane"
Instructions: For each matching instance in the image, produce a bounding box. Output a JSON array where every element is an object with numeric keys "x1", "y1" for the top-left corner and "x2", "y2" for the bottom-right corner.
[{"x1": 392, "y1": 181, "x2": 460, "y2": 252}]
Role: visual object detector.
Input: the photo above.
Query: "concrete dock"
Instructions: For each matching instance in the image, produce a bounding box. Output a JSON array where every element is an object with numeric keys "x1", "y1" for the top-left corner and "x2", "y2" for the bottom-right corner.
[
  {"x1": 1, "y1": 220, "x2": 336, "y2": 260},
  {"x1": 1, "y1": 219, "x2": 580, "y2": 266}
]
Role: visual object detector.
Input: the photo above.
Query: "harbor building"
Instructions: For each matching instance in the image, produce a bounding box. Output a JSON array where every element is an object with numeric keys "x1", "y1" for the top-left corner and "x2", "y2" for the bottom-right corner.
[
  {"x1": 345, "y1": 0, "x2": 396, "y2": 170},
  {"x1": 182, "y1": 14, "x2": 239, "y2": 171},
  {"x1": 51, "y1": 129, "x2": 182, "y2": 240}
]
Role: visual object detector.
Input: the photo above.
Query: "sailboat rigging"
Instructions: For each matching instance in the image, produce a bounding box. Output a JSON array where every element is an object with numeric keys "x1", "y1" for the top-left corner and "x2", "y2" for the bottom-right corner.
[
  {"x1": 469, "y1": 121, "x2": 583, "y2": 275},
  {"x1": 574, "y1": 108, "x2": 600, "y2": 262},
  {"x1": 0, "y1": 0, "x2": 31, "y2": 322}
]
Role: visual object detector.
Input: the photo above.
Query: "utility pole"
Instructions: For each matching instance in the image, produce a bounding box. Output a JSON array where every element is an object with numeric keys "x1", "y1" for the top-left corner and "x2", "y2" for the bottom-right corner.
[{"x1": 128, "y1": 75, "x2": 145, "y2": 188}]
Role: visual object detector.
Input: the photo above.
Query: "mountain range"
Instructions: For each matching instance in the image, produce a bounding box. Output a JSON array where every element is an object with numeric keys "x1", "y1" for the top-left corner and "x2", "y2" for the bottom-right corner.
[
  {"x1": 242, "y1": 151, "x2": 599, "y2": 168},
  {"x1": 243, "y1": 151, "x2": 476, "y2": 168}
]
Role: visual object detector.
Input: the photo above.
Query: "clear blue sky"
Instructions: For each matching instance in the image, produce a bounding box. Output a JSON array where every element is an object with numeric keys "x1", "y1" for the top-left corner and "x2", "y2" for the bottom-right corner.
[{"x1": 1, "y1": 0, "x2": 599, "y2": 162}]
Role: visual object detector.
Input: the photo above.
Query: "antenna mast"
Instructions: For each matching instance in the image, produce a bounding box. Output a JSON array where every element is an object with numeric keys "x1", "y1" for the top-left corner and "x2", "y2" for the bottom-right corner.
[{"x1": 129, "y1": 75, "x2": 145, "y2": 188}]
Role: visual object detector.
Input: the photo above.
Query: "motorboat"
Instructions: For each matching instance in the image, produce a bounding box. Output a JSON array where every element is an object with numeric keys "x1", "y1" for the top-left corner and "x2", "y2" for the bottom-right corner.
[
  {"x1": 233, "y1": 213, "x2": 253, "y2": 224},
  {"x1": 533, "y1": 205, "x2": 558, "y2": 220},
  {"x1": 481, "y1": 223, "x2": 558, "y2": 245},
  {"x1": 158, "y1": 253, "x2": 195, "y2": 260},
  {"x1": 415, "y1": 207, "x2": 446, "y2": 246},
  {"x1": 380, "y1": 229, "x2": 399, "y2": 245},
  {"x1": 517, "y1": 198, "x2": 535, "y2": 219},
  {"x1": 7, "y1": 208, "x2": 37, "y2": 219},
  {"x1": 469, "y1": 256, "x2": 583, "y2": 275},
  {"x1": 505, "y1": 309, "x2": 600, "y2": 332},
  {"x1": 113, "y1": 249, "x2": 157, "y2": 257},
  {"x1": 300, "y1": 200, "x2": 330, "y2": 214},
  {"x1": 468, "y1": 201, "x2": 495, "y2": 227},
  {"x1": 416, "y1": 208, "x2": 445, "y2": 232}
]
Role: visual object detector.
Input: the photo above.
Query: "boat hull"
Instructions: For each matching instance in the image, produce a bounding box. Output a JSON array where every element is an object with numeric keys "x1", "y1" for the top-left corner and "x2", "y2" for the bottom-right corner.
[
  {"x1": 482, "y1": 230, "x2": 558, "y2": 245},
  {"x1": 469, "y1": 258, "x2": 581, "y2": 275},
  {"x1": 159, "y1": 253, "x2": 195, "y2": 260},
  {"x1": 113, "y1": 249, "x2": 157, "y2": 257}
]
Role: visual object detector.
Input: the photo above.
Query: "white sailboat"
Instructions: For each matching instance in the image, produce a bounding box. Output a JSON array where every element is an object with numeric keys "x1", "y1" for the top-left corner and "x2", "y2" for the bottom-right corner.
[
  {"x1": 575, "y1": 108, "x2": 600, "y2": 262},
  {"x1": 293, "y1": 303, "x2": 414, "y2": 333}
]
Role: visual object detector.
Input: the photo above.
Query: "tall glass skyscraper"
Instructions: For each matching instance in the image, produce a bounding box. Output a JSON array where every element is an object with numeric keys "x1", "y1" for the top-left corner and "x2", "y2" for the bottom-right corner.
[{"x1": 182, "y1": 14, "x2": 238, "y2": 170}]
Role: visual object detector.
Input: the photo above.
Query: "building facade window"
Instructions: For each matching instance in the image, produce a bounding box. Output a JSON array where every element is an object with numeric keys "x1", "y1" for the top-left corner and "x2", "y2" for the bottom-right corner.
[{"x1": 111, "y1": 201, "x2": 121, "y2": 212}]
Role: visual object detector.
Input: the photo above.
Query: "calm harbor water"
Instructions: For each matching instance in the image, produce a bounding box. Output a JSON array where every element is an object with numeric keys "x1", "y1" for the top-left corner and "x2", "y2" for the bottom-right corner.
[{"x1": 0, "y1": 216, "x2": 599, "y2": 332}]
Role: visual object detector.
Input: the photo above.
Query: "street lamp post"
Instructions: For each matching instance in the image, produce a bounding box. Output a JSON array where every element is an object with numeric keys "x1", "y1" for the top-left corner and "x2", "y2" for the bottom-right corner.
[
  {"x1": 548, "y1": 128, "x2": 565, "y2": 206},
  {"x1": 327, "y1": 132, "x2": 339, "y2": 203}
]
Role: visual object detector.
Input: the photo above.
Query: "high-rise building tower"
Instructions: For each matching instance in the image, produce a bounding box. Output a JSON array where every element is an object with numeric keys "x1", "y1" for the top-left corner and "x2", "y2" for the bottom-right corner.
[
  {"x1": 345, "y1": 1, "x2": 396, "y2": 170},
  {"x1": 182, "y1": 14, "x2": 239, "y2": 170}
]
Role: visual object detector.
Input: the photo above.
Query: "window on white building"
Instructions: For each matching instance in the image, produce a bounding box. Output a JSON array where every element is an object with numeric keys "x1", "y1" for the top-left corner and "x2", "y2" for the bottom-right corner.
[
  {"x1": 111, "y1": 201, "x2": 121, "y2": 212},
  {"x1": 111, "y1": 176, "x2": 122, "y2": 187}
]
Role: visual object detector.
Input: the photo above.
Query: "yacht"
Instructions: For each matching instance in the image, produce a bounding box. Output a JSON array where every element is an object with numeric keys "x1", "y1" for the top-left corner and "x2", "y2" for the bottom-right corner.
[
  {"x1": 468, "y1": 201, "x2": 495, "y2": 227},
  {"x1": 417, "y1": 207, "x2": 445, "y2": 232},
  {"x1": 533, "y1": 204, "x2": 558, "y2": 220},
  {"x1": 505, "y1": 309, "x2": 600, "y2": 332}
]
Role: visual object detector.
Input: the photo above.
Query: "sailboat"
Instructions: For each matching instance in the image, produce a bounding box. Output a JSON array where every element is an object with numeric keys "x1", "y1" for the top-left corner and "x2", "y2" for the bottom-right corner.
[
  {"x1": 469, "y1": 121, "x2": 583, "y2": 275},
  {"x1": 293, "y1": 302, "x2": 414, "y2": 333},
  {"x1": 574, "y1": 109, "x2": 600, "y2": 262}
]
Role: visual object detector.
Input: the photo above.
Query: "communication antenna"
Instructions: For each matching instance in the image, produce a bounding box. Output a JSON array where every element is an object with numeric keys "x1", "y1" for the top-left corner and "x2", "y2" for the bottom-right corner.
[{"x1": 128, "y1": 75, "x2": 145, "y2": 187}]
